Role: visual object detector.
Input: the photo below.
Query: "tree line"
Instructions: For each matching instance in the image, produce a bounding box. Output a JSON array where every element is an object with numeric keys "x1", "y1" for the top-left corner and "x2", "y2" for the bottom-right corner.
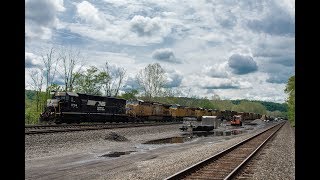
[
  {"x1": 231, "y1": 100, "x2": 288, "y2": 112},
  {"x1": 285, "y1": 75, "x2": 295, "y2": 126}
]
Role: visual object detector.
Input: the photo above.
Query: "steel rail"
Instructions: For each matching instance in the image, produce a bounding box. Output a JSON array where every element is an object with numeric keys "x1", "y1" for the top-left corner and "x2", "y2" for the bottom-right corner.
[
  {"x1": 25, "y1": 122, "x2": 181, "y2": 135},
  {"x1": 25, "y1": 122, "x2": 154, "y2": 128},
  {"x1": 224, "y1": 122, "x2": 284, "y2": 179},
  {"x1": 165, "y1": 121, "x2": 285, "y2": 180}
]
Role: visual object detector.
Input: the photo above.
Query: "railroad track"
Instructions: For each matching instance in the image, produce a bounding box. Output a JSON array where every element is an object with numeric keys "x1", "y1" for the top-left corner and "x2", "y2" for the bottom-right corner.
[
  {"x1": 25, "y1": 122, "x2": 181, "y2": 135},
  {"x1": 165, "y1": 121, "x2": 285, "y2": 180}
]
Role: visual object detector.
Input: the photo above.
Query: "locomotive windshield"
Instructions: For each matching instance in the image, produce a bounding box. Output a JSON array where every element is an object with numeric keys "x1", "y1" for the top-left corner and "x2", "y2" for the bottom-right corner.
[
  {"x1": 170, "y1": 104, "x2": 178, "y2": 109},
  {"x1": 55, "y1": 96, "x2": 66, "y2": 100},
  {"x1": 46, "y1": 99, "x2": 59, "y2": 107}
]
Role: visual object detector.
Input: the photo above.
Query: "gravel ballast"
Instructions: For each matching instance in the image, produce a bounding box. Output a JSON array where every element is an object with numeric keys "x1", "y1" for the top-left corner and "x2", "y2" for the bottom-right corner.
[
  {"x1": 236, "y1": 121, "x2": 295, "y2": 180},
  {"x1": 111, "y1": 125, "x2": 270, "y2": 179},
  {"x1": 25, "y1": 124, "x2": 182, "y2": 160},
  {"x1": 25, "y1": 121, "x2": 292, "y2": 179}
]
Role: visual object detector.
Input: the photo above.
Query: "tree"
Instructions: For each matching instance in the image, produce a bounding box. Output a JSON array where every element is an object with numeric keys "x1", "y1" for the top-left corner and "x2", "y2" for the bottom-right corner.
[
  {"x1": 232, "y1": 101, "x2": 267, "y2": 114},
  {"x1": 58, "y1": 47, "x2": 84, "y2": 92},
  {"x1": 136, "y1": 63, "x2": 167, "y2": 99},
  {"x1": 26, "y1": 68, "x2": 48, "y2": 124},
  {"x1": 120, "y1": 89, "x2": 139, "y2": 100},
  {"x1": 26, "y1": 47, "x2": 60, "y2": 124},
  {"x1": 163, "y1": 88, "x2": 182, "y2": 97},
  {"x1": 266, "y1": 110, "x2": 286, "y2": 117},
  {"x1": 42, "y1": 48, "x2": 60, "y2": 92},
  {"x1": 285, "y1": 75, "x2": 295, "y2": 125},
  {"x1": 103, "y1": 61, "x2": 126, "y2": 97},
  {"x1": 41, "y1": 47, "x2": 61, "y2": 108},
  {"x1": 211, "y1": 99, "x2": 234, "y2": 110},
  {"x1": 28, "y1": 69, "x2": 44, "y2": 112},
  {"x1": 211, "y1": 94, "x2": 221, "y2": 100},
  {"x1": 47, "y1": 83, "x2": 63, "y2": 93},
  {"x1": 73, "y1": 66, "x2": 108, "y2": 95}
]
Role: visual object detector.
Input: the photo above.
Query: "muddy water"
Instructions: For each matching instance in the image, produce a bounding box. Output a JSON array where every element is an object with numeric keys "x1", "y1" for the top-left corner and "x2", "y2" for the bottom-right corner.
[
  {"x1": 101, "y1": 151, "x2": 136, "y2": 157},
  {"x1": 143, "y1": 137, "x2": 188, "y2": 144},
  {"x1": 143, "y1": 129, "x2": 246, "y2": 144}
]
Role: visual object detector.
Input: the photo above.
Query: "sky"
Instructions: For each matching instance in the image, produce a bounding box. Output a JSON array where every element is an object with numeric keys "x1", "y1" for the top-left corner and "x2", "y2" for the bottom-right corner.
[{"x1": 25, "y1": 0, "x2": 295, "y2": 103}]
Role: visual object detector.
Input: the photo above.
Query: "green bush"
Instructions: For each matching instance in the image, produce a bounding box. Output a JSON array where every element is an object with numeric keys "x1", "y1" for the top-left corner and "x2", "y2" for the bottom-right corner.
[{"x1": 25, "y1": 108, "x2": 41, "y2": 124}]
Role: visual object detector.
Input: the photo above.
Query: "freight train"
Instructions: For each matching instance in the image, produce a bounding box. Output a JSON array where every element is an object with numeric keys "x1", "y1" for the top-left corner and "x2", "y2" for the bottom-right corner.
[{"x1": 39, "y1": 91, "x2": 263, "y2": 124}]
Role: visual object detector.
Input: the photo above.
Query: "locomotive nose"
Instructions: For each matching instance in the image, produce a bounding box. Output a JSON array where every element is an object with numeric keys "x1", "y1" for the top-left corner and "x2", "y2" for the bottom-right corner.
[
  {"x1": 47, "y1": 99, "x2": 59, "y2": 107},
  {"x1": 39, "y1": 112, "x2": 48, "y2": 123}
]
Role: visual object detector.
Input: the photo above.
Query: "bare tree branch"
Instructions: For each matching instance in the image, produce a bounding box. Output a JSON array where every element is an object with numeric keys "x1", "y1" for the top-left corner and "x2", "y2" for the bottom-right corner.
[
  {"x1": 103, "y1": 61, "x2": 126, "y2": 97},
  {"x1": 58, "y1": 47, "x2": 84, "y2": 92},
  {"x1": 41, "y1": 47, "x2": 61, "y2": 96},
  {"x1": 28, "y1": 68, "x2": 44, "y2": 111},
  {"x1": 136, "y1": 63, "x2": 167, "y2": 99}
]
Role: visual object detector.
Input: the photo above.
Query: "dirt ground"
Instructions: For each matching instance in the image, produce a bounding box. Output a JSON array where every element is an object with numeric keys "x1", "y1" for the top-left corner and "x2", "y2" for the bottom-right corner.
[{"x1": 25, "y1": 122, "x2": 274, "y2": 179}]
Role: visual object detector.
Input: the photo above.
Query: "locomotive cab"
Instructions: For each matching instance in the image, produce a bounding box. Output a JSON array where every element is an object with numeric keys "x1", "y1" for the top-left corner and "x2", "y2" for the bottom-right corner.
[{"x1": 48, "y1": 92, "x2": 80, "y2": 112}]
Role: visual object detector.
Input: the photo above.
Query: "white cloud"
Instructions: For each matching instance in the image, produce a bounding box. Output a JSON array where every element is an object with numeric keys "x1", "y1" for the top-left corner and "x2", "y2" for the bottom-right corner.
[
  {"x1": 130, "y1": 15, "x2": 163, "y2": 36},
  {"x1": 25, "y1": 0, "x2": 294, "y2": 103},
  {"x1": 245, "y1": 0, "x2": 294, "y2": 36},
  {"x1": 204, "y1": 62, "x2": 230, "y2": 78},
  {"x1": 152, "y1": 48, "x2": 181, "y2": 64},
  {"x1": 181, "y1": 74, "x2": 239, "y2": 90},
  {"x1": 198, "y1": 33, "x2": 225, "y2": 44},
  {"x1": 25, "y1": 0, "x2": 65, "y2": 40},
  {"x1": 52, "y1": 0, "x2": 65, "y2": 12},
  {"x1": 228, "y1": 54, "x2": 258, "y2": 75},
  {"x1": 274, "y1": 0, "x2": 295, "y2": 19},
  {"x1": 76, "y1": 1, "x2": 108, "y2": 29},
  {"x1": 165, "y1": 69, "x2": 183, "y2": 88},
  {"x1": 25, "y1": 52, "x2": 42, "y2": 68},
  {"x1": 66, "y1": 14, "x2": 174, "y2": 46}
]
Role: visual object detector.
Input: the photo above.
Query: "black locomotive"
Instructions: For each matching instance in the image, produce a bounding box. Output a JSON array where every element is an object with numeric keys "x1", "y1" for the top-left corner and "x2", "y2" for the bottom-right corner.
[{"x1": 40, "y1": 92, "x2": 128, "y2": 124}]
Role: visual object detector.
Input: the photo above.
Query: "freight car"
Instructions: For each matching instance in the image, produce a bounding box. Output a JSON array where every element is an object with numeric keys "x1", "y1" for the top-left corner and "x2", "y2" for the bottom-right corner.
[
  {"x1": 126, "y1": 100, "x2": 173, "y2": 122},
  {"x1": 170, "y1": 105, "x2": 197, "y2": 121},
  {"x1": 127, "y1": 101, "x2": 205, "y2": 122},
  {"x1": 219, "y1": 110, "x2": 237, "y2": 121}
]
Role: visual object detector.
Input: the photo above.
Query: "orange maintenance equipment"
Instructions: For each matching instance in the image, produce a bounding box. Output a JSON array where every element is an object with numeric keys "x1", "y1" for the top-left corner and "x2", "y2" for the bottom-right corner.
[{"x1": 231, "y1": 115, "x2": 242, "y2": 126}]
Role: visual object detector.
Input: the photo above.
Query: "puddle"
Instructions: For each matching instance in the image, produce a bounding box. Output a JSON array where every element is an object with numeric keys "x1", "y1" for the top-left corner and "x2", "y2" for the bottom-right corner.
[
  {"x1": 143, "y1": 137, "x2": 189, "y2": 144},
  {"x1": 213, "y1": 129, "x2": 245, "y2": 136},
  {"x1": 231, "y1": 130, "x2": 245, "y2": 135},
  {"x1": 189, "y1": 131, "x2": 215, "y2": 137},
  {"x1": 100, "y1": 151, "x2": 136, "y2": 157},
  {"x1": 143, "y1": 130, "x2": 246, "y2": 145},
  {"x1": 215, "y1": 131, "x2": 224, "y2": 136},
  {"x1": 220, "y1": 130, "x2": 245, "y2": 136},
  {"x1": 143, "y1": 132, "x2": 215, "y2": 144},
  {"x1": 245, "y1": 123, "x2": 258, "y2": 125}
]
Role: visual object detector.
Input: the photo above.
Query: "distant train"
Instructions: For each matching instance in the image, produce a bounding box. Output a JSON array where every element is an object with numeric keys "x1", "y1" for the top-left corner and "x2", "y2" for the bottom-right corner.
[{"x1": 39, "y1": 91, "x2": 264, "y2": 124}]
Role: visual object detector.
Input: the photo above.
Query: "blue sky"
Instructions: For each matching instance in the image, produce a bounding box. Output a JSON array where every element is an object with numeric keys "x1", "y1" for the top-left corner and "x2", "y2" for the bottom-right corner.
[{"x1": 25, "y1": 0, "x2": 295, "y2": 103}]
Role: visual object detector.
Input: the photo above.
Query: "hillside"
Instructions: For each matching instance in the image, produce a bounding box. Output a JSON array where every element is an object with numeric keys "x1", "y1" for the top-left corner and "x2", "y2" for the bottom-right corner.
[{"x1": 231, "y1": 100, "x2": 288, "y2": 112}]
